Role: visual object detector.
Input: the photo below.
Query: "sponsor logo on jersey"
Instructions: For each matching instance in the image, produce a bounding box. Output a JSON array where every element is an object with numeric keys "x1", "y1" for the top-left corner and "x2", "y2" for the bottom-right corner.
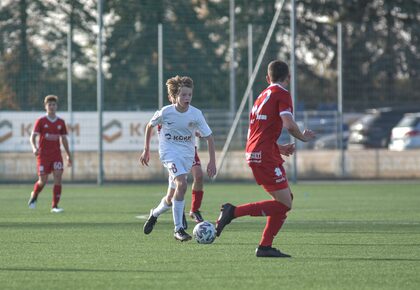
[
  {"x1": 275, "y1": 176, "x2": 286, "y2": 183},
  {"x1": 45, "y1": 133, "x2": 60, "y2": 141},
  {"x1": 245, "y1": 151, "x2": 262, "y2": 163},
  {"x1": 164, "y1": 134, "x2": 192, "y2": 142}
]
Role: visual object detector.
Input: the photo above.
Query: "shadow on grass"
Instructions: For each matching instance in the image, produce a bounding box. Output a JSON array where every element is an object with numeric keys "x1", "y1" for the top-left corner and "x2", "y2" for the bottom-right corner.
[
  {"x1": 290, "y1": 242, "x2": 420, "y2": 247},
  {"x1": 0, "y1": 267, "x2": 181, "y2": 274},
  {"x1": 0, "y1": 222, "x2": 144, "y2": 229},
  {"x1": 301, "y1": 257, "x2": 420, "y2": 262}
]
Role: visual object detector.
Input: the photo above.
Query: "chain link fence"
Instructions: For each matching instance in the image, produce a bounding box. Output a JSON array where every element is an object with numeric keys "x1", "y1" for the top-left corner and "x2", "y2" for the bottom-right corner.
[{"x1": 1, "y1": 0, "x2": 419, "y2": 182}]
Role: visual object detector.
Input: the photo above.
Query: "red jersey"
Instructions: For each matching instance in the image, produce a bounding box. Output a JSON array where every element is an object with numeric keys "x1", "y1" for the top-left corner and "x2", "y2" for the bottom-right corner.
[
  {"x1": 33, "y1": 115, "x2": 67, "y2": 158},
  {"x1": 246, "y1": 83, "x2": 293, "y2": 166}
]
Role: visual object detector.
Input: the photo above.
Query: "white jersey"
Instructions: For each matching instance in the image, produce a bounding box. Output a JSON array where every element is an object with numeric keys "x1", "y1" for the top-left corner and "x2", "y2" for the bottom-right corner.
[{"x1": 150, "y1": 104, "x2": 212, "y2": 162}]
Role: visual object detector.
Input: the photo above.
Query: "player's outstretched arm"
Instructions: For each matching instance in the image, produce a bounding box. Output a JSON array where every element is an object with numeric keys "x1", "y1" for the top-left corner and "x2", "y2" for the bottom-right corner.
[
  {"x1": 139, "y1": 122, "x2": 154, "y2": 166},
  {"x1": 61, "y1": 135, "x2": 72, "y2": 167},
  {"x1": 281, "y1": 114, "x2": 316, "y2": 142},
  {"x1": 203, "y1": 134, "x2": 216, "y2": 178}
]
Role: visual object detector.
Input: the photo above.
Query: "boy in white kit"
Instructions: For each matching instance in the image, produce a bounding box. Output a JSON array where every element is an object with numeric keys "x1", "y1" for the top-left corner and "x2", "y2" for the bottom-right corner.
[{"x1": 139, "y1": 76, "x2": 216, "y2": 241}]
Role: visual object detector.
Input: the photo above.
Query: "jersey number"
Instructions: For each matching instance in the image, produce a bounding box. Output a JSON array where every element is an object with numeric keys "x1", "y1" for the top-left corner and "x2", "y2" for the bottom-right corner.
[
  {"x1": 170, "y1": 163, "x2": 178, "y2": 174},
  {"x1": 251, "y1": 90, "x2": 271, "y2": 120},
  {"x1": 53, "y1": 162, "x2": 63, "y2": 170}
]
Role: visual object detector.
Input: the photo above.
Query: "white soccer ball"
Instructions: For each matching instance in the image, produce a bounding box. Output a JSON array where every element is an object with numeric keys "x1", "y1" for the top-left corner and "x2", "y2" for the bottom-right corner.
[{"x1": 193, "y1": 221, "x2": 216, "y2": 244}]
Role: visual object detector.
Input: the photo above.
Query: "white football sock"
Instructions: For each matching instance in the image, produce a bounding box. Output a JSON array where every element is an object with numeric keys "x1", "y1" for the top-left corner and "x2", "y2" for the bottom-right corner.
[
  {"x1": 172, "y1": 199, "x2": 185, "y2": 231},
  {"x1": 152, "y1": 197, "x2": 171, "y2": 217}
]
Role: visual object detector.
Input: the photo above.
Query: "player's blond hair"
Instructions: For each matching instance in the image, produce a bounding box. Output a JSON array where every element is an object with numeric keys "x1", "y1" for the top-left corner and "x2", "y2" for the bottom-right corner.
[
  {"x1": 44, "y1": 95, "x2": 58, "y2": 104},
  {"x1": 166, "y1": 76, "x2": 194, "y2": 99}
]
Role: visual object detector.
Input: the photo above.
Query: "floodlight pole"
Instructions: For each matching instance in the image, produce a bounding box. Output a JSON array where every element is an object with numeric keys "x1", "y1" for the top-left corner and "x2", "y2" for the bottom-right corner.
[
  {"x1": 337, "y1": 22, "x2": 345, "y2": 177},
  {"x1": 97, "y1": 0, "x2": 104, "y2": 185},
  {"x1": 290, "y1": 0, "x2": 298, "y2": 184},
  {"x1": 67, "y1": 20, "x2": 74, "y2": 181},
  {"x1": 158, "y1": 24, "x2": 163, "y2": 109},
  {"x1": 229, "y1": 0, "x2": 236, "y2": 117},
  {"x1": 248, "y1": 24, "x2": 253, "y2": 115}
]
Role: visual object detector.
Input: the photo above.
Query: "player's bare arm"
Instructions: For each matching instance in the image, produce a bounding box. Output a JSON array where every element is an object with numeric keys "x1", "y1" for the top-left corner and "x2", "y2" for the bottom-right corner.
[
  {"x1": 61, "y1": 135, "x2": 72, "y2": 167},
  {"x1": 30, "y1": 132, "x2": 39, "y2": 156},
  {"x1": 203, "y1": 134, "x2": 216, "y2": 178},
  {"x1": 139, "y1": 122, "x2": 154, "y2": 166},
  {"x1": 281, "y1": 114, "x2": 316, "y2": 142}
]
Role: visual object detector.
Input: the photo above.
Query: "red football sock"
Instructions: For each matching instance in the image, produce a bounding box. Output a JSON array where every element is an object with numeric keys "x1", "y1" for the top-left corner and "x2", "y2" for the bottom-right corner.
[
  {"x1": 52, "y1": 185, "x2": 62, "y2": 208},
  {"x1": 259, "y1": 214, "x2": 288, "y2": 247},
  {"x1": 234, "y1": 200, "x2": 290, "y2": 217},
  {"x1": 32, "y1": 182, "x2": 44, "y2": 198},
  {"x1": 191, "y1": 190, "x2": 204, "y2": 212}
]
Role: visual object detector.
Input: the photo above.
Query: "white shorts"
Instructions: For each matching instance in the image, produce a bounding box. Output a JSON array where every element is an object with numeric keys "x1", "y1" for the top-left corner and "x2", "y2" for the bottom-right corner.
[{"x1": 162, "y1": 157, "x2": 194, "y2": 189}]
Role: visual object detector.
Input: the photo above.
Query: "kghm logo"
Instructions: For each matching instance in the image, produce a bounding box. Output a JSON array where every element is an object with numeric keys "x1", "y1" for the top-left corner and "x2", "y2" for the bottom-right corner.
[
  {"x1": 172, "y1": 135, "x2": 192, "y2": 141},
  {"x1": 0, "y1": 120, "x2": 13, "y2": 143},
  {"x1": 103, "y1": 120, "x2": 122, "y2": 143},
  {"x1": 164, "y1": 133, "x2": 191, "y2": 142}
]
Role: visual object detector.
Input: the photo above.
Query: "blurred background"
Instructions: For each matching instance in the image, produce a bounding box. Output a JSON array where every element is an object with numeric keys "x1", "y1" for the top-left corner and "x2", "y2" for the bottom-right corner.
[{"x1": 1, "y1": 0, "x2": 419, "y2": 183}]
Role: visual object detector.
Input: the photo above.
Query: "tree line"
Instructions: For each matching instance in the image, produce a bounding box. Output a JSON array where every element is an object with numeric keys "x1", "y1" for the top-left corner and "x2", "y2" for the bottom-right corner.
[{"x1": 0, "y1": 0, "x2": 418, "y2": 112}]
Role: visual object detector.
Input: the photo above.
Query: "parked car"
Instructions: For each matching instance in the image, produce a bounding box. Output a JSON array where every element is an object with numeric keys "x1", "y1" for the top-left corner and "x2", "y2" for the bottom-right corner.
[
  {"x1": 348, "y1": 107, "x2": 420, "y2": 149},
  {"x1": 314, "y1": 130, "x2": 350, "y2": 150},
  {"x1": 278, "y1": 115, "x2": 342, "y2": 149},
  {"x1": 388, "y1": 113, "x2": 420, "y2": 151}
]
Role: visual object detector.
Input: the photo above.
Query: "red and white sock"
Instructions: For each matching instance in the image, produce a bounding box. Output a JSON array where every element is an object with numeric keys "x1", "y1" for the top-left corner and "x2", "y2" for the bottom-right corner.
[{"x1": 191, "y1": 190, "x2": 203, "y2": 212}]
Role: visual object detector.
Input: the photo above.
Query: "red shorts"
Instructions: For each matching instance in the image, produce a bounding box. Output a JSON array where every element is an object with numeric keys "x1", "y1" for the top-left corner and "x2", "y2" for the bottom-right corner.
[
  {"x1": 192, "y1": 147, "x2": 201, "y2": 167},
  {"x1": 37, "y1": 155, "x2": 64, "y2": 175},
  {"x1": 249, "y1": 163, "x2": 289, "y2": 192}
]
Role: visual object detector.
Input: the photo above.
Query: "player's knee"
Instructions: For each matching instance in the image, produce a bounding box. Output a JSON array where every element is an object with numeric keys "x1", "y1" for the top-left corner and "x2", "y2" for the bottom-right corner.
[
  {"x1": 175, "y1": 178, "x2": 187, "y2": 192},
  {"x1": 38, "y1": 180, "x2": 46, "y2": 187},
  {"x1": 38, "y1": 176, "x2": 47, "y2": 186},
  {"x1": 193, "y1": 175, "x2": 203, "y2": 187},
  {"x1": 274, "y1": 197, "x2": 292, "y2": 210}
]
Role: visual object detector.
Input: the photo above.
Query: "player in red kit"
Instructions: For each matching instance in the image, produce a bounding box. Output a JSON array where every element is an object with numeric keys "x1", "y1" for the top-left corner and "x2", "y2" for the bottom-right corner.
[
  {"x1": 28, "y1": 95, "x2": 72, "y2": 213},
  {"x1": 216, "y1": 60, "x2": 315, "y2": 257}
]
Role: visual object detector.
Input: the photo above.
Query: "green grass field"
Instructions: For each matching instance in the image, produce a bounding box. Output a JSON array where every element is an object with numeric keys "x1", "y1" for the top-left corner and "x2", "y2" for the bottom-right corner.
[{"x1": 1, "y1": 182, "x2": 420, "y2": 290}]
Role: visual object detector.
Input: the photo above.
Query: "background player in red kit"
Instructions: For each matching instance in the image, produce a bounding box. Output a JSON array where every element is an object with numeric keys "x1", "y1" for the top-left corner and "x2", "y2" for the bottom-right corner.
[
  {"x1": 216, "y1": 60, "x2": 315, "y2": 257},
  {"x1": 28, "y1": 95, "x2": 72, "y2": 213}
]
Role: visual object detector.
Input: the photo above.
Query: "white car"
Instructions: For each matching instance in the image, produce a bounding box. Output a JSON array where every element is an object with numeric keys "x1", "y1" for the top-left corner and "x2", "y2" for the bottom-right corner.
[{"x1": 388, "y1": 113, "x2": 420, "y2": 151}]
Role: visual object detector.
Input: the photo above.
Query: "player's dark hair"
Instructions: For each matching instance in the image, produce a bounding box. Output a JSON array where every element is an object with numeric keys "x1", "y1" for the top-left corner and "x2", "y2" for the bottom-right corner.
[
  {"x1": 267, "y1": 60, "x2": 289, "y2": 83},
  {"x1": 44, "y1": 95, "x2": 58, "y2": 104},
  {"x1": 166, "y1": 76, "x2": 194, "y2": 98}
]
